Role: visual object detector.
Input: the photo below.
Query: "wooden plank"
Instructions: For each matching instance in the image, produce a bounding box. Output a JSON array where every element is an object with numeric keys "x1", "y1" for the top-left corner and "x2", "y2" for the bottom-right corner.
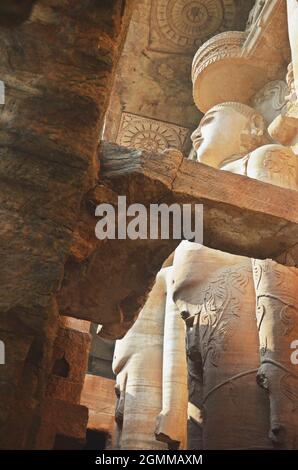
[{"x1": 58, "y1": 142, "x2": 298, "y2": 338}]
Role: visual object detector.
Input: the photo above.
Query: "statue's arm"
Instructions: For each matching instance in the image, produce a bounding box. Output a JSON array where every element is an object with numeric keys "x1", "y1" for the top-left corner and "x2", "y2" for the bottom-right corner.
[
  {"x1": 155, "y1": 266, "x2": 188, "y2": 450},
  {"x1": 248, "y1": 142, "x2": 298, "y2": 447}
]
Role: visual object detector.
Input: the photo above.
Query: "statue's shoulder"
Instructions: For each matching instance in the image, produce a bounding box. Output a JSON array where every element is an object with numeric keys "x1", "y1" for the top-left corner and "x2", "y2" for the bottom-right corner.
[{"x1": 247, "y1": 144, "x2": 297, "y2": 190}]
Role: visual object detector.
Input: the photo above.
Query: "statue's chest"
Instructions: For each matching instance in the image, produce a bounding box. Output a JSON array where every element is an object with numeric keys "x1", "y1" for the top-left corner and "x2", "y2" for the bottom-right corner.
[{"x1": 196, "y1": 265, "x2": 257, "y2": 368}]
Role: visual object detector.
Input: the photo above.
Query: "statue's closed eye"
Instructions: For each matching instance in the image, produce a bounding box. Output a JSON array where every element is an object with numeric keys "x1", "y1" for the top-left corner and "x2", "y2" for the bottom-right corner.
[{"x1": 200, "y1": 115, "x2": 215, "y2": 126}]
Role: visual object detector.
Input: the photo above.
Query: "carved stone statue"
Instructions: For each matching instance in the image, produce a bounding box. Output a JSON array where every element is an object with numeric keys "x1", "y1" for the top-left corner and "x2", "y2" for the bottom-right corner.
[
  {"x1": 286, "y1": 63, "x2": 297, "y2": 104},
  {"x1": 191, "y1": 102, "x2": 297, "y2": 190},
  {"x1": 113, "y1": 1, "x2": 298, "y2": 450},
  {"x1": 251, "y1": 80, "x2": 288, "y2": 124},
  {"x1": 113, "y1": 267, "x2": 169, "y2": 450},
  {"x1": 114, "y1": 99, "x2": 298, "y2": 449},
  {"x1": 113, "y1": 263, "x2": 188, "y2": 450},
  {"x1": 178, "y1": 101, "x2": 298, "y2": 449},
  {"x1": 191, "y1": 101, "x2": 269, "y2": 168}
]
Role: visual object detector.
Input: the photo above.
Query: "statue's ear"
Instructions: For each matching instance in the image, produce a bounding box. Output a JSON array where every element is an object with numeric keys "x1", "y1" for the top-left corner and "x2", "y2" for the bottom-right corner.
[
  {"x1": 241, "y1": 113, "x2": 270, "y2": 152},
  {"x1": 250, "y1": 113, "x2": 265, "y2": 136}
]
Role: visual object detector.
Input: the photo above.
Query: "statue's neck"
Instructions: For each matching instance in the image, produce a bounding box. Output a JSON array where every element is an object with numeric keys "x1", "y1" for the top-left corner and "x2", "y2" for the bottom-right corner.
[
  {"x1": 218, "y1": 152, "x2": 248, "y2": 169},
  {"x1": 218, "y1": 152, "x2": 250, "y2": 176}
]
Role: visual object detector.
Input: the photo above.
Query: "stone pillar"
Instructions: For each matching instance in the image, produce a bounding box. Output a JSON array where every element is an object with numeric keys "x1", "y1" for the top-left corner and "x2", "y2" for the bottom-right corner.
[{"x1": 81, "y1": 374, "x2": 117, "y2": 450}]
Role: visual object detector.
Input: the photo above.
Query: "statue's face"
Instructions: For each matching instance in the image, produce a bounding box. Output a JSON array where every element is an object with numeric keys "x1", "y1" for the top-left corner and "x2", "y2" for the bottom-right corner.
[{"x1": 191, "y1": 106, "x2": 249, "y2": 168}]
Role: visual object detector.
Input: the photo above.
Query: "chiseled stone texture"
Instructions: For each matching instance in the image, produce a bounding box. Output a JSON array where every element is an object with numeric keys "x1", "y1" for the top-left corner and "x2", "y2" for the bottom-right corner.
[
  {"x1": 35, "y1": 317, "x2": 91, "y2": 449},
  {"x1": 173, "y1": 243, "x2": 272, "y2": 449},
  {"x1": 287, "y1": 0, "x2": 298, "y2": 97},
  {"x1": 192, "y1": 0, "x2": 290, "y2": 113},
  {"x1": 36, "y1": 398, "x2": 89, "y2": 450},
  {"x1": 116, "y1": 112, "x2": 191, "y2": 153},
  {"x1": 45, "y1": 318, "x2": 91, "y2": 405},
  {"x1": 113, "y1": 84, "x2": 298, "y2": 449},
  {"x1": 182, "y1": 94, "x2": 298, "y2": 448}
]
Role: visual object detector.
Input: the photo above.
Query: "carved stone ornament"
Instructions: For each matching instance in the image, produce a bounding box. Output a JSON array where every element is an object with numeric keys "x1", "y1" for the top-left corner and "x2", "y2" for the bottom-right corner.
[
  {"x1": 192, "y1": 31, "x2": 268, "y2": 112},
  {"x1": 286, "y1": 63, "x2": 297, "y2": 103},
  {"x1": 192, "y1": 0, "x2": 289, "y2": 112},
  {"x1": 149, "y1": 0, "x2": 237, "y2": 55},
  {"x1": 116, "y1": 112, "x2": 190, "y2": 152},
  {"x1": 251, "y1": 80, "x2": 288, "y2": 124}
]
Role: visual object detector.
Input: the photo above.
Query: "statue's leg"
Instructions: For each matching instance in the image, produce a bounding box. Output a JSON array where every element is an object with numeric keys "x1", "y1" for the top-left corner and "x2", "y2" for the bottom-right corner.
[
  {"x1": 113, "y1": 270, "x2": 168, "y2": 450},
  {"x1": 252, "y1": 259, "x2": 298, "y2": 448}
]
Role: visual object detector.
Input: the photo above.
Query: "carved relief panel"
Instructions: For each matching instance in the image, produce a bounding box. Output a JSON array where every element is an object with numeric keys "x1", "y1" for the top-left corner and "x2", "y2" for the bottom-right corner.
[
  {"x1": 251, "y1": 80, "x2": 288, "y2": 124},
  {"x1": 149, "y1": 0, "x2": 238, "y2": 55},
  {"x1": 116, "y1": 112, "x2": 191, "y2": 152}
]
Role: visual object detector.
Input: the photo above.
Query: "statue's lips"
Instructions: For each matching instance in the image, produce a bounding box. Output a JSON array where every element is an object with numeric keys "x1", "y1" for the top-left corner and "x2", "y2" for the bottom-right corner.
[{"x1": 192, "y1": 137, "x2": 203, "y2": 149}]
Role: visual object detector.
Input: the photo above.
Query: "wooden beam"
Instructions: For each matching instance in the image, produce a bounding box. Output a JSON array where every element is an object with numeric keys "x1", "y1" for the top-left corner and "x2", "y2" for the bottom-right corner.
[
  {"x1": 100, "y1": 143, "x2": 298, "y2": 261},
  {"x1": 58, "y1": 142, "x2": 298, "y2": 338}
]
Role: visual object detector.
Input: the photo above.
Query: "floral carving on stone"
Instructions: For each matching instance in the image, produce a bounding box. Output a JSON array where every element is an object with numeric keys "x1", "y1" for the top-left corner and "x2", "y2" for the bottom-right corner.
[
  {"x1": 199, "y1": 266, "x2": 251, "y2": 368},
  {"x1": 149, "y1": 0, "x2": 237, "y2": 54},
  {"x1": 116, "y1": 112, "x2": 190, "y2": 152}
]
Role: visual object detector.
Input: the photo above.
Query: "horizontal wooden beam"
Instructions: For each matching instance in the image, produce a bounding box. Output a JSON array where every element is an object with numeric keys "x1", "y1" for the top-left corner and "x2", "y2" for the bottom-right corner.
[
  {"x1": 101, "y1": 142, "x2": 298, "y2": 260},
  {"x1": 58, "y1": 142, "x2": 298, "y2": 338}
]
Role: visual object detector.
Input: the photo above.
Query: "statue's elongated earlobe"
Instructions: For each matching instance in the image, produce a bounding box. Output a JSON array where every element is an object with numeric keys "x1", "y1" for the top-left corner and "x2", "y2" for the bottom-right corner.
[{"x1": 250, "y1": 113, "x2": 266, "y2": 136}]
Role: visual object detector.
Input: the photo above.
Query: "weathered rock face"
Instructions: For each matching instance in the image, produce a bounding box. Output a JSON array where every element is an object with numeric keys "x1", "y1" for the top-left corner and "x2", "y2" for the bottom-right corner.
[
  {"x1": 36, "y1": 317, "x2": 91, "y2": 450},
  {"x1": 0, "y1": 0, "x2": 134, "y2": 449},
  {"x1": 81, "y1": 374, "x2": 117, "y2": 449},
  {"x1": 45, "y1": 317, "x2": 91, "y2": 406},
  {"x1": 0, "y1": 1, "x2": 38, "y2": 27}
]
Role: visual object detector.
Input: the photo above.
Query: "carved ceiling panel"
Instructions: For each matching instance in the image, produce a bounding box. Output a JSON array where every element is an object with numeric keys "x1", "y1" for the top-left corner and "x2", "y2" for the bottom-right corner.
[
  {"x1": 116, "y1": 112, "x2": 191, "y2": 152},
  {"x1": 149, "y1": 0, "x2": 238, "y2": 54},
  {"x1": 104, "y1": 0, "x2": 254, "y2": 151}
]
